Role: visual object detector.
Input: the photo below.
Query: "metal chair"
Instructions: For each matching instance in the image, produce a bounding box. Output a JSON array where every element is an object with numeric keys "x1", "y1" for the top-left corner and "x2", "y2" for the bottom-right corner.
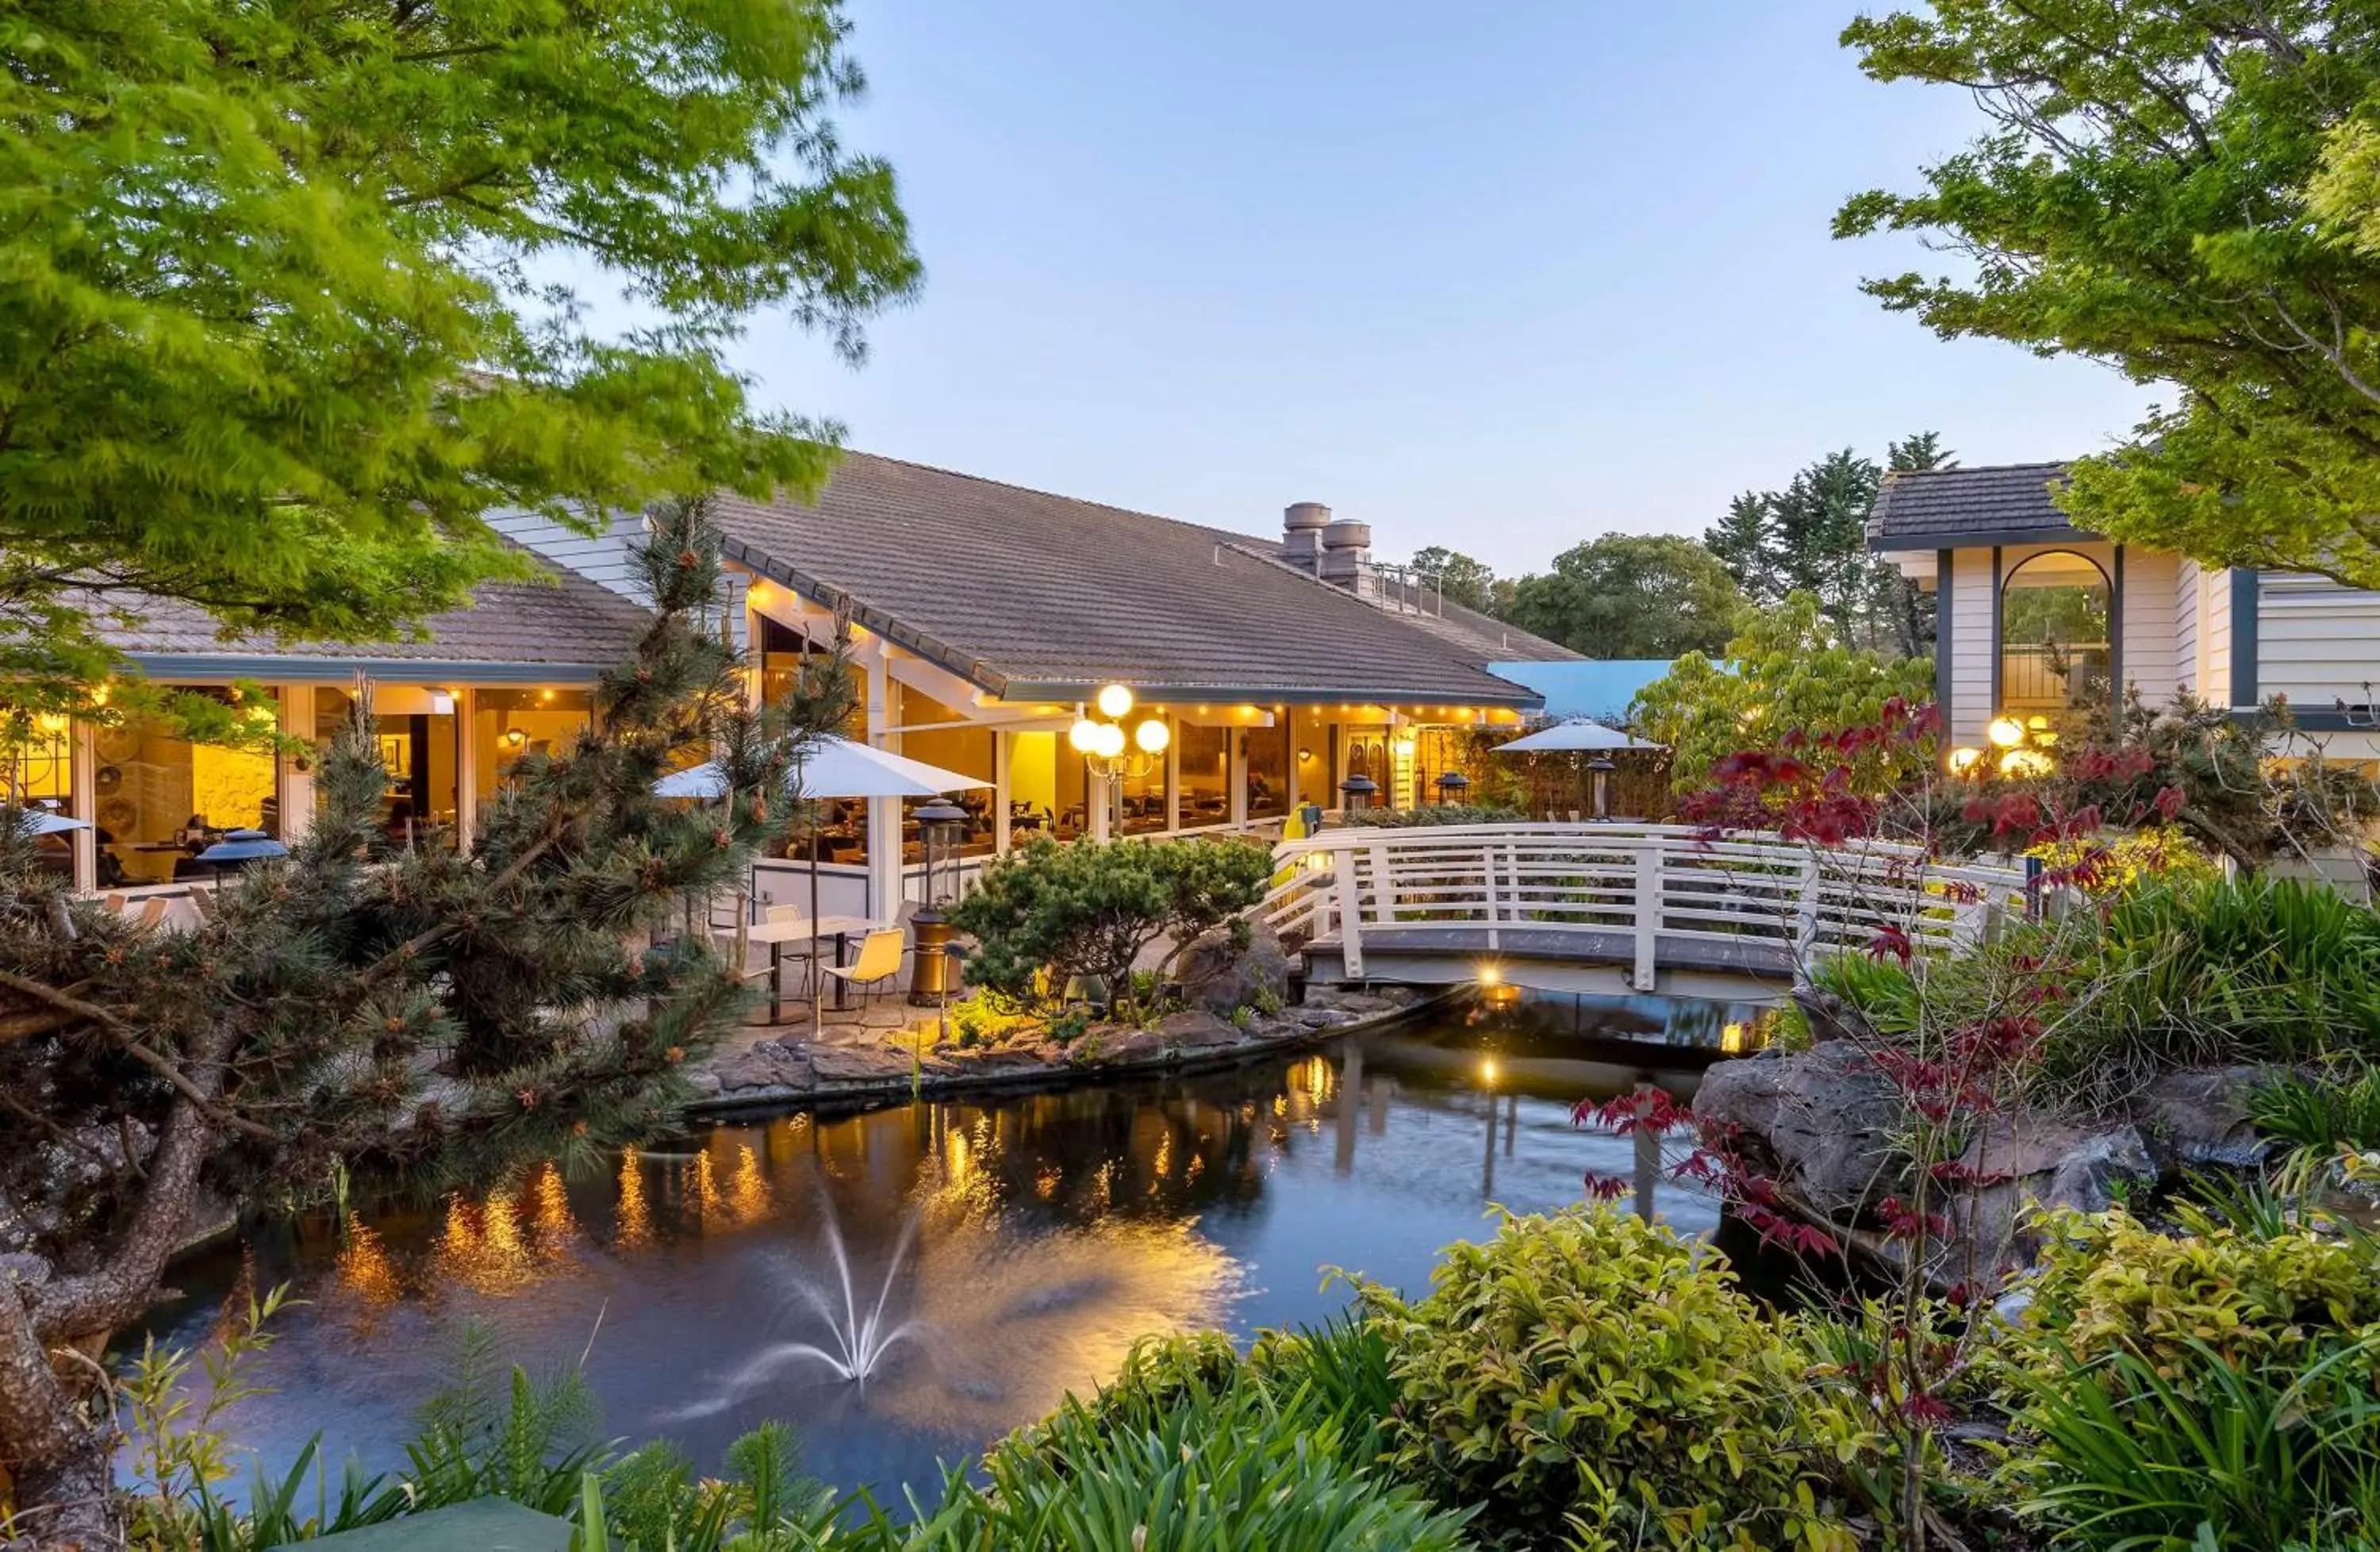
[
  {"x1": 818, "y1": 928, "x2": 904, "y2": 1008},
  {"x1": 762, "y1": 904, "x2": 821, "y2": 1001}
]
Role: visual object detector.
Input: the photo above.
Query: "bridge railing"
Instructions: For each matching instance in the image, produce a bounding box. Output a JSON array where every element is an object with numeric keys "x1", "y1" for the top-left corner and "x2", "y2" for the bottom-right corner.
[{"x1": 1261, "y1": 822, "x2": 2032, "y2": 985}]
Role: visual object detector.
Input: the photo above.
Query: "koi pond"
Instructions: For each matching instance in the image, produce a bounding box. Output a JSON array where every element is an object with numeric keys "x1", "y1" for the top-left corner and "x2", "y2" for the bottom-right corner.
[{"x1": 136, "y1": 988, "x2": 1779, "y2": 1506}]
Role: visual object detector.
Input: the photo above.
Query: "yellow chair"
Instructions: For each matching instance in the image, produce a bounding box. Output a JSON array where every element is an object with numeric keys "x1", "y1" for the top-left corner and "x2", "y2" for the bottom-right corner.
[{"x1": 818, "y1": 927, "x2": 905, "y2": 1008}]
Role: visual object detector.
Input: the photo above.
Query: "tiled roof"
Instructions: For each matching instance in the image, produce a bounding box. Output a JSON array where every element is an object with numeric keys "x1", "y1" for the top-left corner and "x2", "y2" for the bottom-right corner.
[
  {"x1": 1868, "y1": 461, "x2": 2079, "y2": 549},
  {"x1": 708, "y1": 453, "x2": 1550, "y2": 705},
  {"x1": 84, "y1": 550, "x2": 651, "y2": 673}
]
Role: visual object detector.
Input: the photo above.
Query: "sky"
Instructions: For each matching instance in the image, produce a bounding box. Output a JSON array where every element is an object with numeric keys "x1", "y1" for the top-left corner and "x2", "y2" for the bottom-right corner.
[{"x1": 711, "y1": 1, "x2": 2156, "y2": 577}]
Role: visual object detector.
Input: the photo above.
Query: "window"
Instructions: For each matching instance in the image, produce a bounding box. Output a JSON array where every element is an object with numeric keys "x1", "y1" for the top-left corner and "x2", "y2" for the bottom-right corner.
[
  {"x1": 1176, "y1": 724, "x2": 1230, "y2": 828},
  {"x1": 94, "y1": 690, "x2": 279, "y2": 885},
  {"x1": 1244, "y1": 720, "x2": 1290, "y2": 820},
  {"x1": 471, "y1": 689, "x2": 593, "y2": 801},
  {"x1": 316, "y1": 685, "x2": 458, "y2": 849},
  {"x1": 2000, "y1": 551, "x2": 2112, "y2": 717}
]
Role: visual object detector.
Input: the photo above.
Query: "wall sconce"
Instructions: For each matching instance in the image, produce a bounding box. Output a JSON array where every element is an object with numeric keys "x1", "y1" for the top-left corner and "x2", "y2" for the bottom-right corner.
[
  {"x1": 1296, "y1": 747, "x2": 1313, "y2": 764},
  {"x1": 502, "y1": 728, "x2": 528, "y2": 750}
]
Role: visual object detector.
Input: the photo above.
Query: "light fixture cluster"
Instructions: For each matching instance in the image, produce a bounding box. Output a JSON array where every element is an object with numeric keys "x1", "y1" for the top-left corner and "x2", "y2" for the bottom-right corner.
[
  {"x1": 1949, "y1": 714, "x2": 2059, "y2": 778},
  {"x1": 1069, "y1": 683, "x2": 1169, "y2": 773}
]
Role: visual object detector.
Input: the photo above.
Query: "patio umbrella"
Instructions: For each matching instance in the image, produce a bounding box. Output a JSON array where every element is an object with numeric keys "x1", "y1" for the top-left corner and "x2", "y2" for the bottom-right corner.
[
  {"x1": 1493, "y1": 720, "x2": 1666, "y2": 752},
  {"x1": 194, "y1": 828, "x2": 290, "y2": 876},
  {"x1": 656, "y1": 736, "x2": 992, "y2": 1033},
  {"x1": 10, "y1": 809, "x2": 90, "y2": 837}
]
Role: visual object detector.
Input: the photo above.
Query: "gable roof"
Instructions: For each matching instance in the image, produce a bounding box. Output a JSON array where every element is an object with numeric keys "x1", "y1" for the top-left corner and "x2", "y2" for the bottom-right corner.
[
  {"x1": 83, "y1": 550, "x2": 651, "y2": 682},
  {"x1": 708, "y1": 453, "x2": 1552, "y2": 706},
  {"x1": 1868, "y1": 461, "x2": 2079, "y2": 551}
]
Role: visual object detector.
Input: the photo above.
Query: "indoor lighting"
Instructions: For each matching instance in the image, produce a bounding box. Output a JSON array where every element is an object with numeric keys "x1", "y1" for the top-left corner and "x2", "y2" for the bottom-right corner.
[
  {"x1": 503, "y1": 729, "x2": 528, "y2": 749},
  {"x1": 1948, "y1": 746, "x2": 1984, "y2": 774},
  {"x1": 1134, "y1": 718, "x2": 1169, "y2": 755},
  {"x1": 33, "y1": 713, "x2": 67, "y2": 736},
  {"x1": 1987, "y1": 716, "x2": 2025, "y2": 749},
  {"x1": 1393, "y1": 737, "x2": 1417, "y2": 759},
  {"x1": 1297, "y1": 747, "x2": 1312, "y2": 764},
  {"x1": 1096, "y1": 683, "x2": 1134, "y2": 719}
]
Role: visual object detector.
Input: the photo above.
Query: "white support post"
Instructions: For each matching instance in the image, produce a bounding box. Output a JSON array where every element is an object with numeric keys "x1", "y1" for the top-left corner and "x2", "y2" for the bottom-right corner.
[
  {"x1": 1164, "y1": 717, "x2": 1180, "y2": 833},
  {"x1": 1367, "y1": 842, "x2": 1393, "y2": 924},
  {"x1": 278, "y1": 685, "x2": 315, "y2": 845},
  {"x1": 1334, "y1": 846, "x2": 1366, "y2": 978},
  {"x1": 1484, "y1": 839, "x2": 1501, "y2": 951},
  {"x1": 1228, "y1": 728, "x2": 1248, "y2": 828},
  {"x1": 992, "y1": 732, "x2": 1012, "y2": 855},
  {"x1": 863, "y1": 643, "x2": 901, "y2": 920},
  {"x1": 1088, "y1": 771, "x2": 1114, "y2": 842},
  {"x1": 1631, "y1": 845, "x2": 1660, "y2": 992},
  {"x1": 70, "y1": 720, "x2": 96, "y2": 893},
  {"x1": 453, "y1": 687, "x2": 478, "y2": 855}
]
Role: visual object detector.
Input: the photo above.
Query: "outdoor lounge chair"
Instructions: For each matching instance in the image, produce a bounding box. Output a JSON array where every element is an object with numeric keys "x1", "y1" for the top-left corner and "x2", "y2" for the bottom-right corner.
[{"x1": 819, "y1": 927, "x2": 904, "y2": 1008}]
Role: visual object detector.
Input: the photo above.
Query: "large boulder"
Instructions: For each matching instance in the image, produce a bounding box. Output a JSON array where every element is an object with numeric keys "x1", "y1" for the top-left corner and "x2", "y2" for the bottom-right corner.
[
  {"x1": 1956, "y1": 1116, "x2": 2158, "y2": 1277},
  {"x1": 2137, "y1": 1065, "x2": 2278, "y2": 1171},
  {"x1": 1177, "y1": 922, "x2": 1292, "y2": 1017},
  {"x1": 1694, "y1": 1045, "x2": 1907, "y2": 1223},
  {"x1": 1156, "y1": 1008, "x2": 1246, "y2": 1051},
  {"x1": 709, "y1": 1039, "x2": 815, "y2": 1095}
]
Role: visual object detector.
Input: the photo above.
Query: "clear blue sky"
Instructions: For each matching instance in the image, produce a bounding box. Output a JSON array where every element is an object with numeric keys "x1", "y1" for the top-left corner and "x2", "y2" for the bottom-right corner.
[{"x1": 727, "y1": 0, "x2": 2155, "y2": 577}]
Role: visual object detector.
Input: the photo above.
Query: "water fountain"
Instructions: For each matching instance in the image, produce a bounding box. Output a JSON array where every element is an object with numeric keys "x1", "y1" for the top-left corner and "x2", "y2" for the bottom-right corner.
[{"x1": 777, "y1": 1208, "x2": 921, "y2": 1381}]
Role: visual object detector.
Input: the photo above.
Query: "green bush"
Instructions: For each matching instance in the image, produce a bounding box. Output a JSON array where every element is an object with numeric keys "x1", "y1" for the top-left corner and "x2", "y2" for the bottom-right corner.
[
  {"x1": 951, "y1": 836, "x2": 1269, "y2": 1016},
  {"x1": 1997, "y1": 1204, "x2": 2380, "y2": 1548},
  {"x1": 1349, "y1": 1206, "x2": 1868, "y2": 1551},
  {"x1": 2252, "y1": 1058, "x2": 2380, "y2": 1158},
  {"x1": 1362, "y1": 804, "x2": 1526, "y2": 828}
]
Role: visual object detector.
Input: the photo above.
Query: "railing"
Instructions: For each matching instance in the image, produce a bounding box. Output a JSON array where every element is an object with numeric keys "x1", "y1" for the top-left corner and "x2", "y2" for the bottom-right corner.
[
  {"x1": 1999, "y1": 643, "x2": 2111, "y2": 711},
  {"x1": 1261, "y1": 822, "x2": 2031, "y2": 985}
]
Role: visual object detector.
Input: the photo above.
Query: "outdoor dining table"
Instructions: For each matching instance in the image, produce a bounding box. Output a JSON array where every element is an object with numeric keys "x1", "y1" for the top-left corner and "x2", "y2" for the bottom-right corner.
[{"x1": 744, "y1": 912, "x2": 880, "y2": 1022}]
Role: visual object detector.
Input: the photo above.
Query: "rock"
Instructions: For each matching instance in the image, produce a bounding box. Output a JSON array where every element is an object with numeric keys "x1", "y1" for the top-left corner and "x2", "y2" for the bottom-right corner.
[
  {"x1": 1789, "y1": 985, "x2": 1874, "y2": 1047},
  {"x1": 1301, "y1": 986, "x2": 1403, "y2": 1017},
  {"x1": 1156, "y1": 1008, "x2": 1245, "y2": 1050},
  {"x1": 1178, "y1": 923, "x2": 1292, "y2": 1018},
  {"x1": 1694, "y1": 1044, "x2": 1908, "y2": 1224},
  {"x1": 1293, "y1": 1006, "x2": 1355, "y2": 1029},
  {"x1": 809, "y1": 1045, "x2": 915, "y2": 1084},
  {"x1": 2137, "y1": 1065, "x2": 2278, "y2": 1171},
  {"x1": 685, "y1": 1069, "x2": 724, "y2": 1097},
  {"x1": 709, "y1": 1039, "x2": 815, "y2": 1093},
  {"x1": 1959, "y1": 1117, "x2": 2158, "y2": 1273},
  {"x1": 1099, "y1": 1027, "x2": 1169, "y2": 1063}
]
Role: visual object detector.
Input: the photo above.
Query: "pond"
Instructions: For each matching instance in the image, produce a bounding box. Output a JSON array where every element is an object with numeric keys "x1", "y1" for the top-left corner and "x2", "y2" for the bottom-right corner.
[{"x1": 136, "y1": 988, "x2": 1779, "y2": 1508}]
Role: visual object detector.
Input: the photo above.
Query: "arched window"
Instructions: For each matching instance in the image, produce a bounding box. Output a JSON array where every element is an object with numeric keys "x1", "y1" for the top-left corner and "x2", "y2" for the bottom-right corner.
[{"x1": 1999, "y1": 551, "x2": 2111, "y2": 715}]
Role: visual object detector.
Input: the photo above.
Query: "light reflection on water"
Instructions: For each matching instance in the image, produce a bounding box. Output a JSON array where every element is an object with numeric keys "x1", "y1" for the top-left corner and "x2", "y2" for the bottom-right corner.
[{"x1": 137, "y1": 991, "x2": 1766, "y2": 1503}]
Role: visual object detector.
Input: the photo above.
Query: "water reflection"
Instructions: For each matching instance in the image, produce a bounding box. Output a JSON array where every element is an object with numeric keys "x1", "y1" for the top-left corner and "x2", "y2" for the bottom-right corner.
[{"x1": 142, "y1": 991, "x2": 1742, "y2": 1504}]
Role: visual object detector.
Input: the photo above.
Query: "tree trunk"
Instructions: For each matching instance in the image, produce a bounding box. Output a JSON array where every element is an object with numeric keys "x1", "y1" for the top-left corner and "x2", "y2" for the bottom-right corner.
[{"x1": 0, "y1": 1289, "x2": 121, "y2": 1551}]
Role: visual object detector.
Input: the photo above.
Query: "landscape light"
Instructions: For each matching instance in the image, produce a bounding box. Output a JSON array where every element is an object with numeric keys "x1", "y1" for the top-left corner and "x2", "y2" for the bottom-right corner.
[
  {"x1": 1948, "y1": 746, "x2": 1984, "y2": 774},
  {"x1": 1987, "y1": 716, "x2": 2025, "y2": 749}
]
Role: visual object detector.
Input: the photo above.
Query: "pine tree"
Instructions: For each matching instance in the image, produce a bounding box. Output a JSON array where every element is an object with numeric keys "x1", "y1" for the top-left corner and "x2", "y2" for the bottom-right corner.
[{"x1": 0, "y1": 501, "x2": 850, "y2": 1547}]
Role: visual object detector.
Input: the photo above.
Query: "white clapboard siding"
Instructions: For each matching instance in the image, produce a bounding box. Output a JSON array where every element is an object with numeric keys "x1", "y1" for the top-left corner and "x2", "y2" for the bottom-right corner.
[
  {"x1": 2174, "y1": 557, "x2": 2201, "y2": 697},
  {"x1": 2120, "y1": 547, "x2": 2178, "y2": 705},
  {"x1": 1948, "y1": 547, "x2": 1997, "y2": 745},
  {"x1": 2259, "y1": 574, "x2": 2380, "y2": 704},
  {"x1": 485, "y1": 508, "x2": 652, "y2": 603},
  {"x1": 2205, "y1": 567, "x2": 2233, "y2": 705}
]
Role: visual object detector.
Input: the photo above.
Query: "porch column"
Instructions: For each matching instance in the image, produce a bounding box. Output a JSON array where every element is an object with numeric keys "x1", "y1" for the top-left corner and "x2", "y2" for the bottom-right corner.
[
  {"x1": 454, "y1": 687, "x2": 478, "y2": 854},
  {"x1": 1163, "y1": 716, "x2": 1180, "y2": 832},
  {"x1": 1228, "y1": 728, "x2": 1248, "y2": 828},
  {"x1": 992, "y1": 732, "x2": 1012, "y2": 855},
  {"x1": 70, "y1": 720, "x2": 96, "y2": 893},
  {"x1": 1088, "y1": 769, "x2": 1113, "y2": 841},
  {"x1": 278, "y1": 685, "x2": 315, "y2": 844},
  {"x1": 863, "y1": 643, "x2": 901, "y2": 919}
]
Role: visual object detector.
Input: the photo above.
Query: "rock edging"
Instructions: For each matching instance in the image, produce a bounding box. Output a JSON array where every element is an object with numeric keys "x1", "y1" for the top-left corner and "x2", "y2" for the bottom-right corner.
[{"x1": 686, "y1": 987, "x2": 1452, "y2": 1118}]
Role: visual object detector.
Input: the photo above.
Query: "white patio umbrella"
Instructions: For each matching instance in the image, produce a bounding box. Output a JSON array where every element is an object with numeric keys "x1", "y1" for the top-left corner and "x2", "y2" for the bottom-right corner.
[
  {"x1": 655, "y1": 736, "x2": 992, "y2": 1032},
  {"x1": 1493, "y1": 720, "x2": 1666, "y2": 753},
  {"x1": 11, "y1": 809, "x2": 90, "y2": 836}
]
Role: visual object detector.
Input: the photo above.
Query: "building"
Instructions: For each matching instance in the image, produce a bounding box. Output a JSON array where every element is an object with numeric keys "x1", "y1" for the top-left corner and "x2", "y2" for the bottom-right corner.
[
  {"x1": 36, "y1": 453, "x2": 1579, "y2": 908},
  {"x1": 1868, "y1": 461, "x2": 2380, "y2": 772}
]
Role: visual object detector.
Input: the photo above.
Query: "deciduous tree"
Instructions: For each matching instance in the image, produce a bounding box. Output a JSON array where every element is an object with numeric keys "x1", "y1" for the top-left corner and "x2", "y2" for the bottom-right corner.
[
  {"x1": 1839, "y1": 2, "x2": 2380, "y2": 588},
  {"x1": 1502, "y1": 535, "x2": 1743, "y2": 659},
  {"x1": 1406, "y1": 547, "x2": 1499, "y2": 613},
  {"x1": 0, "y1": 0, "x2": 919, "y2": 718}
]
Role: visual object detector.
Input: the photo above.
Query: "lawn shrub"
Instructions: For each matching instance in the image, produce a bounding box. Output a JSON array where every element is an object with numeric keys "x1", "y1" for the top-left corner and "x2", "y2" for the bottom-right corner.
[
  {"x1": 1350, "y1": 1205, "x2": 1870, "y2": 1550},
  {"x1": 1362, "y1": 804, "x2": 1526, "y2": 828},
  {"x1": 1996, "y1": 1204, "x2": 2380, "y2": 1548}
]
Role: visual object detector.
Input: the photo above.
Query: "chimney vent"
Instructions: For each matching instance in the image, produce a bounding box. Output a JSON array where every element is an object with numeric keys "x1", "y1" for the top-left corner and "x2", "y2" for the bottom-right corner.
[
  {"x1": 1317, "y1": 518, "x2": 1376, "y2": 595},
  {"x1": 1280, "y1": 501, "x2": 1330, "y2": 573}
]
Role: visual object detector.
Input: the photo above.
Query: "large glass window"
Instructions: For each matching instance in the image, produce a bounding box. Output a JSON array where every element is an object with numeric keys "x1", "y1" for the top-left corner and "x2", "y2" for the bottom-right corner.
[
  {"x1": 1176, "y1": 724, "x2": 1230, "y2": 828},
  {"x1": 472, "y1": 689, "x2": 593, "y2": 801},
  {"x1": 1118, "y1": 713, "x2": 1169, "y2": 835},
  {"x1": 94, "y1": 690, "x2": 278, "y2": 885},
  {"x1": 1244, "y1": 720, "x2": 1290, "y2": 820},
  {"x1": 7, "y1": 716, "x2": 78, "y2": 881},
  {"x1": 2001, "y1": 551, "x2": 2112, "y2": 716},
  {"x1": 894, "y1": 686, "x2": 997, "y2": 859},
  {"x1": 316, "y1": 686, "x2": 459, "y2": 849}
]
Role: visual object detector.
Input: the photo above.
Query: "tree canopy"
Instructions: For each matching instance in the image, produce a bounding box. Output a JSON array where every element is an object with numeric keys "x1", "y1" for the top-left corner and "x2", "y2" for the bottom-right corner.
[
  {"x1": 1838, "y1": 2, "x2": 2380, "y2": 588},
  {"x1": 0, "y1": 0, "x2": 920, "y2": 716},
  {"x1": 1705, "y1": 434, "x2": 1949, "y2": 657},
  {"x1": 1407, "y1": 546, "x2": 1501, "y2": 613},
  {"x1": 1501, "y1": 534, "x2": 1744, "y2": 659}
]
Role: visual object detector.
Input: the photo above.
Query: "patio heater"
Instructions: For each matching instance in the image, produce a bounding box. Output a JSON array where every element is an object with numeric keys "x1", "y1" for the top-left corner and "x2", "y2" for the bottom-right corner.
[
  {"x1": 1338, "y1": 774, "x2": 1377, "y2": 815},
  {"x1": 1587, "y1": 758, "x2": 1616, "y2": 821},
  {"x1": 1433, "y1": 770, "x2": 1471, "y2": 804},
  {"x1": 908, "y1": 797, "x2": 969, "y2": 1005}
]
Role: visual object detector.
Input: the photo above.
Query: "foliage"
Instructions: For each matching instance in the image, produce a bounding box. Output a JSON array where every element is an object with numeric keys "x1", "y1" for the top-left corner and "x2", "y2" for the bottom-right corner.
[
  {"x1": 1632, "y1": 593, "x2": 1936, "y2": 795},
  {"x1": 0, "y1": 507, "x2": 854, "y2": 1542},
  {"x1": 1705, "y1": 435, "x2": 1950, "y2": 656},
  {"x1": 2024, "y1": 824, "x2": 2225, "y2": 897},
  {"x1": 1349, "y1": 1206, "x2": 1869, "y2": 1550},
  {"x1": 2252, "y1": 1059, "x2": 2380, "y2": 1157},
  {"x1": 1995, "y1": 1204, "x2": 2380, "y2": 1548},
  {"x1": 1500, "y1": 534, "x2": 1745, "y2": 660},
  {"x1": 950, "y1": 836, "x2": 1269, "y2": 1016},
  {"x1": 0, "y1": 0, "x2": 919, "y2": 723},
  {"x1": 1838, "y1": 2, "x2": 2380, "y2": 589},
  {"x1": 1361, "y1": 804, "x2": 1527, "y2": 828},
  {"x1": 1407, "y1": 546, "x2": 1501, "y2": 613}
]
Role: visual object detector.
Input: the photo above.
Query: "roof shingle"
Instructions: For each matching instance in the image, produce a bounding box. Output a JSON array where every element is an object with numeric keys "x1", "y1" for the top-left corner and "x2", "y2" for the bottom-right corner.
[
  {"x1": 710, "y1": 453, "x2": 1557, "y2": 705},
  {"x1": 1868, "y1": 461, "x2": 2079, "y2": 549}
]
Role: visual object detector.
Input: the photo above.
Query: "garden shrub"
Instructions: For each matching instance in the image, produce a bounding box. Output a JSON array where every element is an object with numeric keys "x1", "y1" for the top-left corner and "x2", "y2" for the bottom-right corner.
[
  {"x1": 1350, "y1": 1205, "x2": 1870, "y2": 1550},
  {"x1": 950, "y1": 835, "x2": 1269, "y2": 1016},
  {"x1": 1995, "y1": 1204, "x2": 2380, "y2": 1548},
  {"x1": 1363, "y1": 804, "x2": 1526, "y2": 828}
]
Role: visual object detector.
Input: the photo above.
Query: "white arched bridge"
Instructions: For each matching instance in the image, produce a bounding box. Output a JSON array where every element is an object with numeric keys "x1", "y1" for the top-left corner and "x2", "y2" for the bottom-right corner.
[{"x1": 1260, "y1": 822, "x2": 2033, "y2": 1001}]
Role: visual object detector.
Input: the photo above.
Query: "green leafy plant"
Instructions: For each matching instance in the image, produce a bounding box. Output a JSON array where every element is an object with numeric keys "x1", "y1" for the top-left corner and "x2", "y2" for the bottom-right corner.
[
  {"x1": 1363, "y1": 804, "x2": 1526, "y2": 828},
  {"x1": 1348, "y1": 1205, "x2": 1871, "y2": 1550}
]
